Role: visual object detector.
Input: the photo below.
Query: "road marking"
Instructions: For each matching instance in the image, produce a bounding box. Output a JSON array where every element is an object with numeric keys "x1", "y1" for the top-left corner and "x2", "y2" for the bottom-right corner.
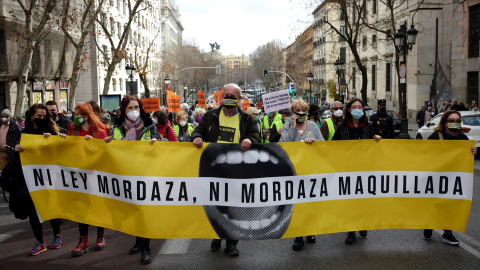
[
  {"x1": 0, "y1": 231, "x2": 21, "y2": 244},
  {"x1": 159, "y1": 239, "x2": 191, "y2": 254},
  {"x1": 434, "y1": 230, "x2": 480, "y2": 259}
]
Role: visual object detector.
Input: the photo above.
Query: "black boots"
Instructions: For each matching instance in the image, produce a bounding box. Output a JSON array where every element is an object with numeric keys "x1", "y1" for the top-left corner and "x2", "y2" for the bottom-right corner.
[
  {"x1": 140, "y1": 238, "x2": 151, "y2": 265},
  {"x1": 129, "y1": 237, "x2": 151, "y2": 265},
  {"x1": 129, "y1": 237, "x2": 142, "y2": 254}
]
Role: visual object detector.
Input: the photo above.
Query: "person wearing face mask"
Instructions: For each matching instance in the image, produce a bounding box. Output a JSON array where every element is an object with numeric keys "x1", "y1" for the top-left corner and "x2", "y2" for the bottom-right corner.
[
  {"x1": 66, "y1": 110, "x2": 73, "y2": 120},
  {"x1": 173, "y1": 111, "x2": 194, "y2": 142},
  {"x1": 46, "y1": 101, "x2": 72, "y2": 134},
  {"x1": 269, "y1": 108, "x2": 292, "y2": 143},
  {"x1": 279, "y1": 99, "x2": 324, "y2": 250},
  {"x1": 13, "y1": 104, "x2": 66, "y2": 256},
  {"x1": 67, "y1": 103, "x2": 108, "y2": 257},
  {"x1": 152, "y1": 110, "x2": 177, "y2": 141},
  {"x1": 262, "y1": 110, "x2": 282, "y2": 143},
  {"x1": 423, "y1": 110, "x2": 477, "y2": 245},
  {"x1": 104, "y1": 95, "x2": 159, "y2": 265},
  {"x1": 0, "y1": 109, "x2": 21, "y2": 169},
  {"x1": 191, "y1": 83, "x2": 260, "y2": 257},
  {"x1": 192, "y1": 107, "x2": 206, "y2": 129},
  {"x1": 320, "y1": 101, "x2": 343, "y2": 141},
  {"x1": 331, "y1": 98, "x2": 381, "y2": 244},
  {"x1": 370, "y1": 99, "x2": 395, "y2": 138}
]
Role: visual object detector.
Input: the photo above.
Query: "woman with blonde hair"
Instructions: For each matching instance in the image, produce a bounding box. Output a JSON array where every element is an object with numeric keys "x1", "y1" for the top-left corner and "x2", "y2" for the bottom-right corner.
[
  {"x1": 280, "y1": 99, "x2": 324, "y2": 250},
  {"x1": 173, "y1": 111, "x2": 194, "y2": 142}
]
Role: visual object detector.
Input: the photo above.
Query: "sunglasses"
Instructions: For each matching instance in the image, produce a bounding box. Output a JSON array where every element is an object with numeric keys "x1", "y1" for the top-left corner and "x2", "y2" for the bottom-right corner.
[{"x1": 332, "y1": 107, "x2": 343, "y2": 111}]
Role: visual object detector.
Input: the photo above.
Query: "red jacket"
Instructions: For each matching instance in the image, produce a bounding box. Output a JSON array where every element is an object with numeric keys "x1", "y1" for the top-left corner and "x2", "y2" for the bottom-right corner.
[{"x1": 156, "y1": 120, "x2": 177, "y2": 141}]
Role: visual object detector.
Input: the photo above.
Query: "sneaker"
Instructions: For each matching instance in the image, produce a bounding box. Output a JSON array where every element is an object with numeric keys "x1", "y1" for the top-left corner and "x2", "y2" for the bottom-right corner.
[
  {"x1": 224, "y1": 243, "x2": 239, "y2": 257},
  {"x1": 442, "y1": 231, "x2": 460, "y2": 246},
  {"x1": 359, "y1": 230, "x2": 368, "y2": 237},
  {"x1": 345, "y1": 232, "x2": 356, "y2": 245},
  {"x1": 306, "y1": 235, "x2": 316, "y2": 244},
  {"x1": 28, "y1": 241, "x2": 47, "y2": 256},
  {"x1": 51, "y1": 234, "x2": 62, "y2": 249},
  {"x1": 292, "y1": 237, "x2": 305, "y2": 251},
  {"x1": 423, "y1": 229, "x2": 433, "y2": 239},
  {"x1": 211, "y1": 239, "x2": 221, "y2": 252}
]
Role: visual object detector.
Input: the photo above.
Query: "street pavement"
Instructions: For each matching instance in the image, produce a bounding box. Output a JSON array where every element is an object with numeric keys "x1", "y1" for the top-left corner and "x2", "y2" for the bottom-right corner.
[{"x1": 1, "y1": 149, "x2": 480, "y2": 269}]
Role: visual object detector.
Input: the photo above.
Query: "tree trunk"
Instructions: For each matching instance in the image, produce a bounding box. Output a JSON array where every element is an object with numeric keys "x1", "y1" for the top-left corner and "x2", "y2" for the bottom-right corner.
[
  {"x1": 102, "y1": 64, "x2": 116, "y2": 95},
  {"x1": 68, "y1": 44, "x2": 83, "y2": 110},
  {"x1": 359, "y1": 65, "x2": 368, "y2": 105},
  {"x1": 14, "y1": 50, "x2": 33, "y2": 116},
  {"x1": 139, "y1": 73, "x2": 149, "y2": 98}
]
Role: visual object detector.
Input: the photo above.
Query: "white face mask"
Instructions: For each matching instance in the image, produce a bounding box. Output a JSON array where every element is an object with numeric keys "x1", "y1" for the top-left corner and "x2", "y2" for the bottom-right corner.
[
  {"x1": 2, "y1": 117, "x2": 9, "y2": 123},
  {"x1": 152, "y1": 118, "x2": 158, "y2": 125},
  {"x1": 127, "y1": 110, "x2": 140, "y2": 121},
  {"x1": 179, "y1": 121, "x2": 187, "y2": 127},
  {"x1": 333, "y1": 110, "x2": 344, "y2": 118}
]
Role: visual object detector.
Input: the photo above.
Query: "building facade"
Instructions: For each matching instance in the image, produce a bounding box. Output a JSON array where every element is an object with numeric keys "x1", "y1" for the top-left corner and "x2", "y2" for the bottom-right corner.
[
  {"x1": 76, "y1": 0, "x2": 183, "y2": 109},
  {"x1": 0, "y1": 0, "x2": 79, "y2": 114}
]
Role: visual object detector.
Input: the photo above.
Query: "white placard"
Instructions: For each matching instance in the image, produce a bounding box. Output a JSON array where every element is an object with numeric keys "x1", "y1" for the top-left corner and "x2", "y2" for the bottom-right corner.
[
  {"x1": 261, "y1": 90, "x2": 291, "y2": 113},
  {"x1": 400, "y1": 78, "x2": 406, "y2": 84}
]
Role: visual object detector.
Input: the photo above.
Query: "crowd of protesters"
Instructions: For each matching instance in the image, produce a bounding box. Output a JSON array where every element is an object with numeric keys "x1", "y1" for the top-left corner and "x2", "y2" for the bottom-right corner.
[{"x1": 0, "y1": 85, "x2": 477, "y2": 264}]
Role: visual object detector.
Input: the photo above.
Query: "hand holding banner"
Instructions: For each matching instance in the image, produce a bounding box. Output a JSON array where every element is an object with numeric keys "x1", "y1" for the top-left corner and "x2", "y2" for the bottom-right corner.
[
  {"x1": 167, "y1": 95, "x2": 181, "y2": 112},
  {"x1": 198, "y1": 91, "x2": 206, "y2": 108}
]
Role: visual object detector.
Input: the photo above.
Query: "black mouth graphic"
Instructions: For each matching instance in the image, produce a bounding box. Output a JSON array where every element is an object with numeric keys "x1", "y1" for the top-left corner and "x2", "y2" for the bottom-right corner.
[{"x1": 199, "y1": 143, "x2": 296, "y2": 241}]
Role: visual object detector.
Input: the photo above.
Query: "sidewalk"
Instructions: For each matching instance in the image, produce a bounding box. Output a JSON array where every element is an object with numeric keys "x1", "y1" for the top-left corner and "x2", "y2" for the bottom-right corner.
[{"x1": 408, "y1": 123, "x2": 418, "y2": 139}]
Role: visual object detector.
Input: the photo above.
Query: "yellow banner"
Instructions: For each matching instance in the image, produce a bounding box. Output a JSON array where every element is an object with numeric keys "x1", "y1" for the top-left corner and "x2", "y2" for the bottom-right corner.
[{"x1": 20, "y1": 134, "x2": 474, "y2": 240}]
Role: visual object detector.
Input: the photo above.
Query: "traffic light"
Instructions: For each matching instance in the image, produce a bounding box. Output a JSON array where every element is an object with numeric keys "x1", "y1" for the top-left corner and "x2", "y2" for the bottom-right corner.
[{"x1": 264, "y1": 70, "x2": 268, "y2": 77}]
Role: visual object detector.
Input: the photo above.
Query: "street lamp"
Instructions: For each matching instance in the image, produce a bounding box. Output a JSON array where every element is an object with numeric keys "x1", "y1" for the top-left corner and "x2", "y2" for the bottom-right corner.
[
  {"x1": 184, "y1": 84, "x2": 187, "y2": 102},
  {"x1": 163, "y1": 76, "x2": 171, "y2": 106},
  {"x1": 394, "y1": 21, "x2": 418, "y2": 139},
  {"x1": 307, "y1": 72, "x2": 313, "y2": 103},
  {"x1": 333, "y1": 57, "x2": 344, "y2": 102},
  {"x1": 125, "y1": 64, "x2": 136, "y2": 95}
]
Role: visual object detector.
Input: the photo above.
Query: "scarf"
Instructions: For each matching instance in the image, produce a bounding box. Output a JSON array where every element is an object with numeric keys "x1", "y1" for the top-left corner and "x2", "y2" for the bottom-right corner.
[
  {"x1": 124, "y1": 117, "x2": 143, "y2": 141},
  {"x1": 347, "y1": 120, "x2": 366, "y2": 129}
]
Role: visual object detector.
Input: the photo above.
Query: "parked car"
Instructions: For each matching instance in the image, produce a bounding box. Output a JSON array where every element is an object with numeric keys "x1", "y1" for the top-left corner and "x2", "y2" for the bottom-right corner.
[{"x1": 416, "y1": 111, "x2": 480, "y2": 147}]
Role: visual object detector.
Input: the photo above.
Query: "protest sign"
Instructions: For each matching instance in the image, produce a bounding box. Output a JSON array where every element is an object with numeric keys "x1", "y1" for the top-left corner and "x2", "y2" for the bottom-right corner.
[
  {"x1": 21, "y1": 136, "x2": 474, "y2": 240},
  {"x1": 262, "y1": 90, "x2": 291, "y2": 113},
  {"x1": 142, "y1": 98, "x2": 160, "y2": 113},
  {"x1": 167, "y1": 95, "x2": 180, "y2": 112}
]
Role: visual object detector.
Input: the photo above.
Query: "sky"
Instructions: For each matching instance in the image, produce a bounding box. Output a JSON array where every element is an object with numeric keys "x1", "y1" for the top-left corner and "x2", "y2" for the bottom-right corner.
[{"x1": 177, "y1": 0, "x2": 313, "y2": 56}]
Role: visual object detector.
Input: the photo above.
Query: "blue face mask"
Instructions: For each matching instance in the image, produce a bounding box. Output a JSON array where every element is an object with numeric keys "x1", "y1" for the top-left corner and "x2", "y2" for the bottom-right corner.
[
  {"x1": 103, "y1": 113, "x2": 109, "y2": 118},
  {"x1": 351, "y1": 109, "x2": 364, "y2": 119}
]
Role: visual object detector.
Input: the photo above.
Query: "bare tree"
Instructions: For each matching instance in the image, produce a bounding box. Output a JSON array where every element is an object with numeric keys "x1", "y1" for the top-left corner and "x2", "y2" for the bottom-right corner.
[
  {"x1": 11, "y1": 0, "x2": 59, "y2": 115},
  {"x1": 60, "y1": 0, "x2": 107, "y2": 109},
  {"x1": 250, "y1": 40, "x2": 285, "y2": 92},
  {"x1": 95, "y1": 0, "x2": 146, "y2": 95}
]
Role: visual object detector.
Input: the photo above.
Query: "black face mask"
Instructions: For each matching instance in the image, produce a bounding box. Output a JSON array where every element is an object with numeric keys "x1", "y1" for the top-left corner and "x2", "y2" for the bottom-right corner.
[
  {"x1": 51, "y1": 112, "x2": 57, "y2": 120},
  {"x1": 295, "y1": 112, "x2": 307, "y2": 123},
  {"x1": 222, "y1": 96, "x2": 238, "y2": 108},
  {"x1": 33, "y1": 118, "x2": 47, "y2": 128},
  {"x1": 378, "y1": 107, "x2": 386, "y2": 113}
]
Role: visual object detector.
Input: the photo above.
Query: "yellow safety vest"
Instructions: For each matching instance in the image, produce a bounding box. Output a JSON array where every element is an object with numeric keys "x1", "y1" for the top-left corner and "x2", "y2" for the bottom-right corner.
[
  {"x1": 173, "y1": 123, "x2": 194, "y2": 141},
  {"x1": 262, "y1": 114, "x2": 282, "y2": 143},
  {"x1": 113, "y1": 126, "x2": 152, "y2": 141},
  {"x1": 325, "y1": 117, "x2": 335, "y2": 141}
]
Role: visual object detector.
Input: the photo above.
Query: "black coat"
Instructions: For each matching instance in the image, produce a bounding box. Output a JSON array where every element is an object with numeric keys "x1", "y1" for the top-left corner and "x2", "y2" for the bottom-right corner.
[
  {"x1": 56, "y1": 114, "x2": 72, "y2": 134},
  {"x1": 4, "y1": 119, "x2": 22, "y2": 162},
  {"x1": 332, "y1": 121, "x2": 375, "y2": 140},
  {"x1": 191, "y1": 106, "x2": 260, "y2": 143},
  {"x1": 370, "y1": 112, "x2": 395, "y2": 138}
]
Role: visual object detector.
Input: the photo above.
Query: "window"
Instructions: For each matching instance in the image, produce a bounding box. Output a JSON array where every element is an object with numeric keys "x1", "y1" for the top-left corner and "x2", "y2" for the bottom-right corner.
[
  {"x1": 339, "y1": 8, "x2": 345, "y2": 20},
  {"x1": 467, "y1": 72, "x2": 479, "y2": 104},
  {"x1": 469, "y1": 4, "x2": 480, "y2": 58},
  {"x1": 113, "y1": 78, "x2": 117, "y2": 91},
  {"x1": 362, "y1": 0, "x2": 367, "y2": 17},
  {"x1": 363, "y1": 36, "x2": 367, "y2": 50},
  {"x1": 339, "y1": 26, "x2": 346, "y2": 42},
  {"x1": 340, "y1": 47, "x2": 346, "y2": 62},
  {"x1": 386, "y1": 63, "x2": 391, "y2": 92},
  {"x1": 353, "y1": 67, "x2": 356, "y2": 89},
  {"x1": 0, "y1": 30, "x2": 6, "y2": 72},
  {"x1": 372, "y1": 65, "x2": 376, "y2": 91},
  {"x1": 120, "y1": 79, "x2": 123, "y2": 91},
  {"x1": 372, "y1": 0, "x2": 377, "y2": 14},
  {"x1": 372, "y1": 34, "x2": 377, "y2": 48}
]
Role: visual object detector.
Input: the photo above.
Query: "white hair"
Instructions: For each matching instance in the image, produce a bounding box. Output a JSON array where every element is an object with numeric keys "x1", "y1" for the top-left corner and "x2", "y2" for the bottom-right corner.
[
  {"x1": 1, "y1": 109, "x2": 11, "y2": 116},
  {"x1": 223, "y1": 83, "x2": 241, "y2": 98},
  {"x1": 180, "y1": 103, "x2": 189, "y2": 112},
  {"x1": 193, "y1": 107, "x2": 205, "y2": 117},
  {"x1": 330, "y1": 101, "x2": 342, "y2": 110}
]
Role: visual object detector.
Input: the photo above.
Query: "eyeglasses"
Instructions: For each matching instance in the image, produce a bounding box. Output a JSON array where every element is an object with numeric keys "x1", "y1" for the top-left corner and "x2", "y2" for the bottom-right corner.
[
  {"x1": 447, "y1": 118, "x2": 461, "y2": 123},
  {"x1": 332, "y1": 107, "x2": 343, "y2": 111},
  {"x1": 351, "y1": 106, "x2": 363, "y2": 110}
]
